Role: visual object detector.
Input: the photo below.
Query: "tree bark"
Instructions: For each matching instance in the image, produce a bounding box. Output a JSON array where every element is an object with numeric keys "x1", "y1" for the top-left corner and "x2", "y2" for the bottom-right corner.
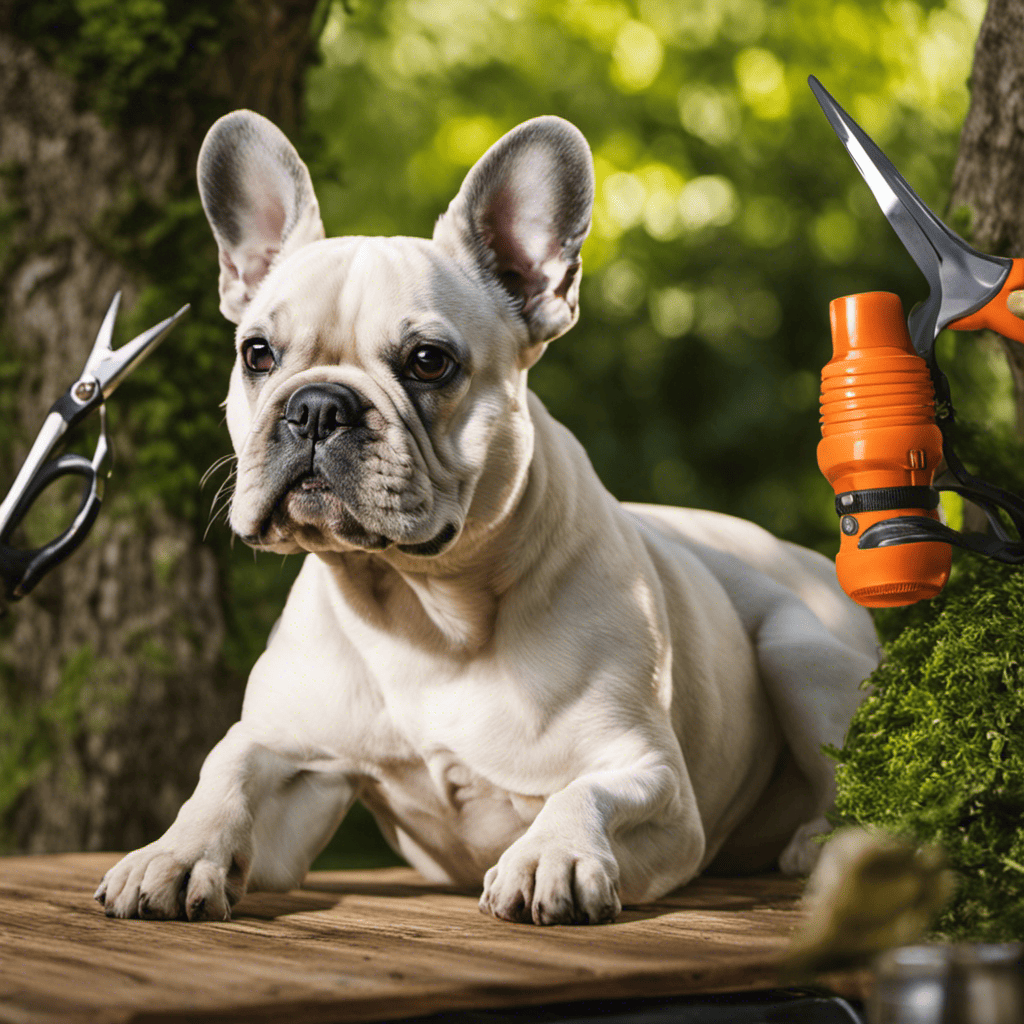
[
  {"x1": 948, "y1": 0, "x2": 1024, "y2": 434},
  {"x1": 0, "y1": 2, "x2": 322, "y2": 853}
]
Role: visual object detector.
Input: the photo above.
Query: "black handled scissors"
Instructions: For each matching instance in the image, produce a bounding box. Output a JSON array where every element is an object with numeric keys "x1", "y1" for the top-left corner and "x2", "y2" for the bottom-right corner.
[
  {"x1": 0, "y1": 294, "x2": 188, "y2": 601},
  {"x1": 809, "y1": 76, "x2": 1024, "y2": 563}
]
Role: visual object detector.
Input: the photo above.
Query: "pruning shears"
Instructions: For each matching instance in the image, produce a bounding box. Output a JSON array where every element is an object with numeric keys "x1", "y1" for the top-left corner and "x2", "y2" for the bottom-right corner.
[
  {"x1": 809, "y1": 76, "x2": 1024, "y2": 357},
  {"x1": 0, "y1": 294, "x2": 188, "y2": 601},
  {"x1": 810, "y1": 76, "x2": 1024, "y2": 563}
]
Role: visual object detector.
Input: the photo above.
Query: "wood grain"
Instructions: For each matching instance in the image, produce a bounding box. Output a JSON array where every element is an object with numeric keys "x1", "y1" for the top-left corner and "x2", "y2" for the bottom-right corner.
[{"x1": 0, "y1": 853, "x2": 861, "y2": 1024}]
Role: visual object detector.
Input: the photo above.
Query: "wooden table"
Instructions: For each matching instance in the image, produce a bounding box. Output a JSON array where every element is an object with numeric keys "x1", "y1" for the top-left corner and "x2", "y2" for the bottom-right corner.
[{"x1": 0, "y1": 853, "x2": 865, "y2": 1024}]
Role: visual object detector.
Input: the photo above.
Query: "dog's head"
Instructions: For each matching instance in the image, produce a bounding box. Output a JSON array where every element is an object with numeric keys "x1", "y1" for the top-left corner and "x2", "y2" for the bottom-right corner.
[{"x1": 198, "y1": 112, "x2": 593, "y2": 560}]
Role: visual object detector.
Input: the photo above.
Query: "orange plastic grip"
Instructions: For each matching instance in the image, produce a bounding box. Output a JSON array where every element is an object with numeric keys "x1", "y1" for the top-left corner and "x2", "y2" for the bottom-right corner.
[
  {"x1": 817, "y1": 292, "x2": 951, "y2": 606},
  {"x1": 948, "y1": 257, "x2": 1024, "y2": 343}
]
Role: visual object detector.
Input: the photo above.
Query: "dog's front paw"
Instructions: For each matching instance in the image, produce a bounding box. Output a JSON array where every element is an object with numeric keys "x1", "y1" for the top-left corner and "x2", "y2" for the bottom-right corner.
[
  {"x1": 479, "y1": 836, "x2": 621, "y2": 925},
  {"x1": 95, "y1": 841, "x2": 248, "y2": 921}
]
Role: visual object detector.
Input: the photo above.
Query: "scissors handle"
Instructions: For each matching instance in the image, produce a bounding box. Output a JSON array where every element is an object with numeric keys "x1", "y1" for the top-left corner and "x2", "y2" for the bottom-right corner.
[
  {"x1": 0, "y1": 450, "x2": 104, "y2": 600},
  {"x1": 948, "y1": 257, "x2": 1024, "y2": 343}
]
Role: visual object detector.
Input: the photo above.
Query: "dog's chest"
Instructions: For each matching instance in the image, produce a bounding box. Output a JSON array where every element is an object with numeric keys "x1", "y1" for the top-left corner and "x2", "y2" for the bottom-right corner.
[{"x1": 360, "y1": 745, "x2": 545, "y2": 884}]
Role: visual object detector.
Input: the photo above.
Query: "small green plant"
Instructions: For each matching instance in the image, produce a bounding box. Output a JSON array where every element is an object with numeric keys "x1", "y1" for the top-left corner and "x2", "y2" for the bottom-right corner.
[{"x1": 830, "y1": 422, "x2": 1024, "y2": 940}]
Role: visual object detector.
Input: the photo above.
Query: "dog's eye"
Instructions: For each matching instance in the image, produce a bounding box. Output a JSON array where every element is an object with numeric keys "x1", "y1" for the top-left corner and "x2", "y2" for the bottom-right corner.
[
  {"x1": 405, "y1": 345, "x2": 455, "y2": 384},
  {"x1": 241, "y1": 338, "x2": 275, "y2": 374}
]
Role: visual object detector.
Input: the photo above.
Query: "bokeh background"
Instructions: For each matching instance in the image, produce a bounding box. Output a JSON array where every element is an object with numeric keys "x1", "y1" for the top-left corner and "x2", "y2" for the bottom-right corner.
[{"x1": 0, "y1": 0, "x2": 1007, "y2": 866}]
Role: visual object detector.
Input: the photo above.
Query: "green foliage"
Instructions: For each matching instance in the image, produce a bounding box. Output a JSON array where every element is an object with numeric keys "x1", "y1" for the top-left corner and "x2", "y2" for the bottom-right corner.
[
  {"x1": 832, "y1": 552, "x2": 1024, "y2": 940},
  {"x1": 0, "y1": 643, "x2": 127, "y2": 846},
  {"x1": 8, "y1": 0, "x2": 229, "y2": 126},
  {"x1": 834, "y1": 423, "x2": 1024, "y2": 941},
  {"x1": 98, "y1": 188, "x2": 236, "y2": 525},
  {"x1": 311, "y1": 801, "x2": 405, "y2": 871}
]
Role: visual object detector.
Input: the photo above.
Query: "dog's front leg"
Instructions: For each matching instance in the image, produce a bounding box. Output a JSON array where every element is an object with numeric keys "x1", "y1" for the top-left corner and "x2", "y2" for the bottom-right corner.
[
  {"x1": 480, "y1": 757, "x2": 699, "y2": 925},
  {"x1": 95, "y1": 722, "x2": 356, "y2": 921}
]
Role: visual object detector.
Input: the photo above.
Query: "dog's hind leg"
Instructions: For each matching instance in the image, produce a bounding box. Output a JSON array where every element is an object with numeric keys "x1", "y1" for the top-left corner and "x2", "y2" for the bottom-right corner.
[
  {"x1": 663, "y1": 538, "x2": 879, "y2": 875},
  {"x1": 753, "y1": 595, "x2": 878, "y2": 874}
]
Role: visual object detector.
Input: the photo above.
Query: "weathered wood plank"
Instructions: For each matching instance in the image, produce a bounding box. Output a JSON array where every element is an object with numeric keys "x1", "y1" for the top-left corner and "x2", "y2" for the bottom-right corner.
[{"x1": 0, "y1": 853, "x2": 856, "y2": 1024}]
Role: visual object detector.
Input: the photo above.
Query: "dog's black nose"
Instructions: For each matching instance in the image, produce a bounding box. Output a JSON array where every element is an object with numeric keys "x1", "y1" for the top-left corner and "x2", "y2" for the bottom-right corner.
[{"x1": 284, "y1": 383, "x2": 364, "y2": 442}]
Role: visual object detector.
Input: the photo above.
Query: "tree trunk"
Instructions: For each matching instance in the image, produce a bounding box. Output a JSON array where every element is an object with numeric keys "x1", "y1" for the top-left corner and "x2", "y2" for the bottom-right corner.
[
  {"x1": 948, "y1": 0, "x2": 1024, "y2": 435},
  {"x1": 0, "y1": 1, "x2": 323, "y2": 853}
]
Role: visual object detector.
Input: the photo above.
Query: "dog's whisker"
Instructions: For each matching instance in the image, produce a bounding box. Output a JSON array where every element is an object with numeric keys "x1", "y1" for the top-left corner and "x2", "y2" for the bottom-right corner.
[
  {"x1": 203, "y1": 503, "x2": 231, "y2": 541},
  {"x1": 203, "y1": 473, "x2": 237, "y2": 540},
  {"x1": 201, "y1": 453, "x2": 238, "y2": 490},
  {"x1": 205, "y1": 490, "x2": 234, "y2": 528},
  {"x1": 210, "y1": 473, "x2": 236, "y2": 508}
]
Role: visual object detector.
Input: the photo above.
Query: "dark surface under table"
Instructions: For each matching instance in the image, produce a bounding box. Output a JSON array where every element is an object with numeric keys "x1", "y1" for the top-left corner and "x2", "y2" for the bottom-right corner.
[
  {"x1": 0, "y1": 853, "x2": 869, "y2": 1024},
  {"x1": 389, "y1": 989, "x2": 867, "y2": 1023}
]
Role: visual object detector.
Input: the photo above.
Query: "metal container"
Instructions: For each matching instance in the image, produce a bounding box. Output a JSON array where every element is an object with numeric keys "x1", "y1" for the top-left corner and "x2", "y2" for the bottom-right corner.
[{"x1": 869, "y1": 944, "x2": 1024, "y2": 1023}]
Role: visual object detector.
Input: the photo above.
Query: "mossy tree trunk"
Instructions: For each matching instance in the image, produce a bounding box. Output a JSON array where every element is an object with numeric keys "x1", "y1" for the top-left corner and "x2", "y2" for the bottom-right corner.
[
  {"x1": 949, "y1": 0, "x2": 1024, "y2": 435},
  {"x1": 0, "y1": 1, "x2": 324, "y2": 853}
]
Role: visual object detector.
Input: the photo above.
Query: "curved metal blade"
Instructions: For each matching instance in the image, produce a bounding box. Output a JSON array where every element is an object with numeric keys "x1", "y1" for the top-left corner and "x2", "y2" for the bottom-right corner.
[
  {"x1": 808, "y1": 76, "x2": 1011, "y2": 355},
  {"x1": 94, "y1": 304, "x2": 190, "y2": 399},
  {"x1": 83, "y1": 291, "x2": 122, "y2": 378}
]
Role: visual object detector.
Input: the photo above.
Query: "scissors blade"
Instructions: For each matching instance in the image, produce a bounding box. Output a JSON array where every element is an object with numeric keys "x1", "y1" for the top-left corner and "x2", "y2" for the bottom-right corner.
[
  {"x1": 92, "y1": 304, "x2": 189, "y2": 399},
  {"x1": 808, "y1": 76, "x2": 1011, "y2": 353},
  {"x1": 82, "y1": 292, "x2": 122, "y2": 379}
]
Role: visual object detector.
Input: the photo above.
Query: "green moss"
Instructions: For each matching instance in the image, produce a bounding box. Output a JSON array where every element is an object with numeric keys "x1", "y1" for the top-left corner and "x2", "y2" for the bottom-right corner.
[
  {"x1": 0, "y1": 0, "x2": 337, "y2": 854},
  {"x1": 85, "y1": 183, "x2": 235, "y2": 526},
  {"x1": 0, "y1": 642, "x2": 122, "y2": 842},
  {"x1": 151, "y1": 535, "x2": 186, "y2": 586},
  {"x1": 832, "y1": 429, "x2": 1024, "y2": 940},
  {"x1": 8, "y1": 0, "x2": 232, "y2": 127}
]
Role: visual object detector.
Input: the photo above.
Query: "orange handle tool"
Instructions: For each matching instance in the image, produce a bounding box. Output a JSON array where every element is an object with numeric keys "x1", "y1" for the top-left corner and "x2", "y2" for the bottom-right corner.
[
  {"x1": 948, "y1": 258, "x2": 1024, "y2": 343},
  {"x1": 812, "y1": 78, "x2": 1024, "y2": 602},
  {"x1": 818, "y1": 292, "x2": 951, "y2": 607}
]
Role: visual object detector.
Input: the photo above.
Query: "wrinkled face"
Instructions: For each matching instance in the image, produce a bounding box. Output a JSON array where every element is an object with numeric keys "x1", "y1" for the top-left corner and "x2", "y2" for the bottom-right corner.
[
  {"x1": 226, "y1": 236, "x2": 527, "y2": 557},
  {"x1": 198, "y1": 110, "x2": 594, "y2": 563}
]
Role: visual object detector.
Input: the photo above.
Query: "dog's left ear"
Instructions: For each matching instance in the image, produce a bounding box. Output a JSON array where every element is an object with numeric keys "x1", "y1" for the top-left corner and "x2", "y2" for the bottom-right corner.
[
  {"x1": 433, "y1": 117, "x2": 594, "y2": 363},
  {"x1": 198, "y1": 110, "x2": 325, "y2": 324}
]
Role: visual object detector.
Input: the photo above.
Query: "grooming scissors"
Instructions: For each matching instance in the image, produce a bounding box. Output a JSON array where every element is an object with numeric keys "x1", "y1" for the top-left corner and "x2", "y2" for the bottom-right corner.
[{"x1": 0, "y1": 294, "x2": 188, "y2": 600}]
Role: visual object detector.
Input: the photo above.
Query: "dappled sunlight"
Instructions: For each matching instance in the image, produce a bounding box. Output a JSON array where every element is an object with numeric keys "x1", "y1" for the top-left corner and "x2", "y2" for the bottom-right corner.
[
  {"x1": 610, "y1": 20, "x2": 664, "y2": 92},
  {"x1": 810, "y1": 207, "x2": 860, "y2": 265},
  {"x1": 678, "y1": 175, "x2": 738, "y2": 232},
  {"x1": 734, "y1": 48, "x2": 790, "y2": 121},
  {"x1": 433, "y1": 115, "x2": 502, "y2": 166},
  {"x1": 678, "y1": 85, "x2": 741, "y2": 146},
  {"x1": 649, "y1": 286, "x2": 695, "y2": 339}
]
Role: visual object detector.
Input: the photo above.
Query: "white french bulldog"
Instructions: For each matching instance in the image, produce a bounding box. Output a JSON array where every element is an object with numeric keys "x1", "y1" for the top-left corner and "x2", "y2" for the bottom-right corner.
[{"x1": 96, "y1": 112, "x2": 879, "y2": 926}]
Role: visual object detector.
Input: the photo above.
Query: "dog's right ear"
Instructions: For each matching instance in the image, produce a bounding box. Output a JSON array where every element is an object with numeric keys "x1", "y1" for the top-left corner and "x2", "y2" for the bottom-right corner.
[
  {"x1": 433, "y1": 117, "x2": 594, "y2": 364},
  {"x1": 198, "y1": 110, "x2": 325, "y2": 324}
]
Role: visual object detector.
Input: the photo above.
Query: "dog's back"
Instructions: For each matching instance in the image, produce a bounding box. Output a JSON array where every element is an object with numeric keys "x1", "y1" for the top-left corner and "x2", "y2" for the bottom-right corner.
[{"x1": 624, "y1": 502, "x2": 879, "y2": 663}]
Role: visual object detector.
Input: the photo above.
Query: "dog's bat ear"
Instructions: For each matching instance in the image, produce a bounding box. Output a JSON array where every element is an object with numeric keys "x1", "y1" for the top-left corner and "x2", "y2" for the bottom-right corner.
[
  {"x1": 433, "y1": 117, "x2": 594, "y2": 362},
  {"x1": 198, "y1": 110, "x2": 325, "y2": 324}
]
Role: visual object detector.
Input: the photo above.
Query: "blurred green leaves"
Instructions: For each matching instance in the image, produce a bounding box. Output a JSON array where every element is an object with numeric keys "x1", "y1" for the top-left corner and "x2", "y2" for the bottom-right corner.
[{"x1": 304, "y1": 0, "x2": 995, "y2": 553}]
